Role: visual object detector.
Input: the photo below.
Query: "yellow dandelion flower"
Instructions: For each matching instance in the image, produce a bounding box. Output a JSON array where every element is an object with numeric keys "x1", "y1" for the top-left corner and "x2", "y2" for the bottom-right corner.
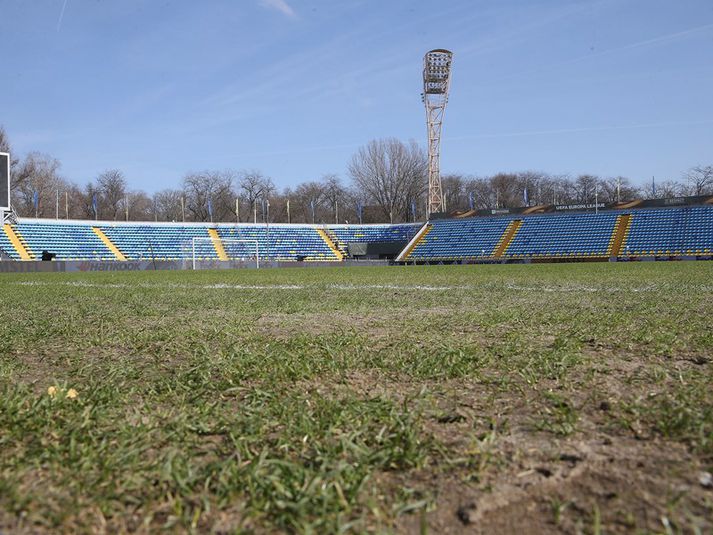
[
  {"x1": 47, "y1": 386, "x2": 58, "y2": 397},
  {"x1": 66, "y1": 388, "x2": 78, "y2": 399}
]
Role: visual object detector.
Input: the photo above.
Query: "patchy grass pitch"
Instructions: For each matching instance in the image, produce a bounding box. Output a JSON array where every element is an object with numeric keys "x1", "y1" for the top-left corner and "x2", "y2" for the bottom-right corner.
[{"x1": 1, "y1": 263, "x2": 712, "y2": 533}]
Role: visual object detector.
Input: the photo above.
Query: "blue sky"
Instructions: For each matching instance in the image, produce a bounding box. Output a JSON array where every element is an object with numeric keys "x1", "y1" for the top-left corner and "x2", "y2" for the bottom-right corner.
[{"x1": 2, "y1": 0, "x2": 712, "y2": 192}]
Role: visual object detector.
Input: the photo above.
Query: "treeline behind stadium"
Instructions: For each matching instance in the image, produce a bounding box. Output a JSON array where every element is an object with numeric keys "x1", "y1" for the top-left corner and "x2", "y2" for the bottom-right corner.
[{"x1": 2, "y1": 128, "x2": 711, "y2": 224}]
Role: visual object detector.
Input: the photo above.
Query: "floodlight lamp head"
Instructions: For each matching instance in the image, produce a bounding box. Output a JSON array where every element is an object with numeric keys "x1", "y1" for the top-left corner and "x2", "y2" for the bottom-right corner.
[{"x1": 423, "y1": 49, "x2": 453, "y2": 96}]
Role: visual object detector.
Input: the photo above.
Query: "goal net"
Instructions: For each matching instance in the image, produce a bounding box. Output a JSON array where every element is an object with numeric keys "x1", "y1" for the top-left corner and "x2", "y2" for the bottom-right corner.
[{"x1": 191, "y1": 237, "x2": 260, "y2": 269}]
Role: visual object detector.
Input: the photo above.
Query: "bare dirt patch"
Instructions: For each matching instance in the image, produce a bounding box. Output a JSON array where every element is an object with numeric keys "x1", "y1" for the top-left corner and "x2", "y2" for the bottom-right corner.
[{"x1": 302, "y1": 365, "x2": 713, "y2": 533}]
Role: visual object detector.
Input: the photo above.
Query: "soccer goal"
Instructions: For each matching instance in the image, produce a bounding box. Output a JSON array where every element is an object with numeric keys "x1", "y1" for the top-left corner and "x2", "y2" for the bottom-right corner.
[{"x1": 191, "y1": 237, "x2": 260, "y2": 269}]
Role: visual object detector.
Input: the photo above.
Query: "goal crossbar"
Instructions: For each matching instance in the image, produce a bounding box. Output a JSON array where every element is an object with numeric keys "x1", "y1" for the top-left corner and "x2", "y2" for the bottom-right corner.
[{"x1": 191, "y1": 237, "x2": 260, "y2": 269}]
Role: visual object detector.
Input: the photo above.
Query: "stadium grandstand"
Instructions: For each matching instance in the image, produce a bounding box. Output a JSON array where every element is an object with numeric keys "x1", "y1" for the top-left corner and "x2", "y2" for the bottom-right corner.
[
  {"x1": 400, "y1": 198, "x2": 713, "y2": 263},
  {"x1": 400, "y1": 207, "x2": 713, "y2": 262},
  {"x1": 1, "y1": 196, "x2": 711, "y2": 266},
  {"x1": 0, "y1": 220, "x2": 419, "y2": 263}
]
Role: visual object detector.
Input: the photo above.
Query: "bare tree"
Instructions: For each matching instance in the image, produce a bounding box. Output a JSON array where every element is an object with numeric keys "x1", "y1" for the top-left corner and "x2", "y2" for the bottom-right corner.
[
  {"x1": 532, "y1": 173, "x2": 563, "y2": 206},
  {"x1": 442, "y1": 174, "x2": 467, "y2": 212},
  {"x1": 267, "y1": 192, "x2": 289, "y2": 223},
  {"x1": 80, "y1": 182, "x2": 100, "y2": 219},
  {"x1": 684, "y1": 165, "x2": 713, "y2": 196},
  {"x1": 183, "y1": 171, "x2": 235, "y2": 222},
  {"x1": 517, "y1": 171, "x2": 553, "y2": 206},
  {"x1": 348, "y1": 138, "x2": 427, "y2": 222},
  {"x1": 321, "y1": 174, "x2": 345, "y2": 223},
  {"x1": 599, "y1": 176, "x2": 639, "y2": 203},
  {"x1": 489, "y1": 173, "x2": 521, "y2": 208},
  {"x1": 338, "y1": 186, "x2": 361, "y2": 224},
  {"x1": 237, "y1": 170, "x2": 274, "y2": 222},
  {"x1": 13, "y1": 152, "x2": 66, "y2": 217},
  {"x1": 62, "y1": 184, "x2": 84, "y2": 219},
  {"x1": 127, "y1": 190, "x2": 154, "y2": 221},
  {"x1": 293, "y1": 181, "x2": 325, "y2": 223},
  {"x1": 153, "y1": 189, "x2": 184, "y2": 221},
  {"x1": 463, "y1": 177, "x2": 492, "y2": 210},
  {"x1": 0, "y1": 126, "x2": 11, "y2": 155},
  {"x1": 573, "y1": 174, "x2": 600, "y2": 204},
  {"x1": 642, "y1": 179, "x2": 684, "y2": 199},
  {"x1": 96, "y1": 169, "x2": 127, "y2": 220},
  {"x1": 554, "y1": 175, "x2": 576, "y2": 205}
]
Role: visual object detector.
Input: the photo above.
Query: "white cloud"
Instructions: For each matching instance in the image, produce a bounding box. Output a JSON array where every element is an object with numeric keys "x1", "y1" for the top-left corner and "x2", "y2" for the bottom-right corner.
[{"x1": 259, "y1": 0, "x2": 297, "y2": 19}]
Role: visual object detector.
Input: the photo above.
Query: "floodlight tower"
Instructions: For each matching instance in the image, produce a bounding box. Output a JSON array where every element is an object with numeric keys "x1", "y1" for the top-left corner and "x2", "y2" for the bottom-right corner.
[{"x1": 422, "y1": 49, "x2": 453, "y2": 217}]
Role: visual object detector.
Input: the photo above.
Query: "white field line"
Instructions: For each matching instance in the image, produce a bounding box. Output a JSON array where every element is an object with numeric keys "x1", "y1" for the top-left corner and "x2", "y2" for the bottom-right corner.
[
  {"x1": 504, "y1": 283, "x2": 660, "y2": 293},
  {"x1": 9, "y1": 281, "x2": 458, "y2": 291},
  {"x1": 8, "y1": 281, "x2": 709, "y2": 292},
  {"x1": 11, "y1": 281, "x2": 304, "y2": 290},
  {"x1": 330, "y1": 284, "x2": 465, "y2": 291}
]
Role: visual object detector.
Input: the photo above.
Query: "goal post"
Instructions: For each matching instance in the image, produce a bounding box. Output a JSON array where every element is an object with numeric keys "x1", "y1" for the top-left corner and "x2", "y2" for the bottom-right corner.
[{"x1": 191, "y1": 237, "x2": 260, "y2": 269}]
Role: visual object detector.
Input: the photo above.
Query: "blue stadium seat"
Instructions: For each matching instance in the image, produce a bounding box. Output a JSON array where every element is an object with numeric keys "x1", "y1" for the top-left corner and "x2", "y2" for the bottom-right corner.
[
  {"x1": 216, "y1": 224, "x2": 338, "y2": 261},
  {"x1": 100, "y1": 224, "x2": 217, "y2": 260},
  {"x1": 14, "y1": 221, "x2": 115, "y2": 260},
  {"x1": 505, "y1": 212, "x2": 618, "y2": 258},
  {"x1": 409, "y1": 217, "x2": 512, "y2": 260},
  {"x1": 0, "y1": 230, "x2": 21, "y2": 260},
  {"x1": 407, "y1": 206, "x2": 713, "y2": 261},
  {"x1": 624, "y1": 207, "x2": 713, "y2": 256}
]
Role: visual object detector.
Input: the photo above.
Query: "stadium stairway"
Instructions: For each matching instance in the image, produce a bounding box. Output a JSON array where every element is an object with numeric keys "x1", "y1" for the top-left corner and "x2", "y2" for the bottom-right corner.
[
  {"x1": 92, "y1": 227, "x2": 127, "y2": 261},
  {"x1": 493, "y1": 219, "x2": 522, "y2": 258},
  {"x1": 3, "y1": 224, "x2": 34, "y2": 260},
  {"x1": 608, "y1": 214, "x2": 632, "y2": 258},
  {"x1": 316, "y1": 228, "x2": 344, "y2": 260},
  {"x1": 396, "y1": 223, "x2": 431, "y2": 261},
  {"x1": 324, "y1": 228, "x2": 348, "y2": 258},
  {"x1": 208, "y1": 228, "x2": 229, "y2": 260}
]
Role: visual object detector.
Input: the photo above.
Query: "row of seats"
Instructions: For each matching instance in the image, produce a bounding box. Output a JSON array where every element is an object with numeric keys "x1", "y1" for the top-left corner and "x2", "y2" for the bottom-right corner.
[
  {"x1": 15, "y1": 222, "x2": 116, "y2": 260},
  {"x1": 625, "y1": 207, "x2": 713, "y2": 255},
  {"x1": 407, "y1": 206, "x2": 713, "y2": 260},
  {"x1": 99, "y1": 225, "x2": 218, "y2": 261},
  {"x1": 216, "y1": 226, "x2": 336, "y2": 261},
  {"x1": 0, "y1": 229, "x2": 21, "y2": 260},
  {"x1": 410, "y1": 218, "x2": 511, "y2": 259},
  {"x1": 506, "y1": 212, "x2": 618, "y2": 257}
]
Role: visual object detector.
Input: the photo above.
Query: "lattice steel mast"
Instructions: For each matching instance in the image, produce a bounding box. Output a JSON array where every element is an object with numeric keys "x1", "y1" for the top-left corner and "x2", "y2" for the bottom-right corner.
[{"x1": 422, "y1": 49, "x2": 453, "y2": 216}]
